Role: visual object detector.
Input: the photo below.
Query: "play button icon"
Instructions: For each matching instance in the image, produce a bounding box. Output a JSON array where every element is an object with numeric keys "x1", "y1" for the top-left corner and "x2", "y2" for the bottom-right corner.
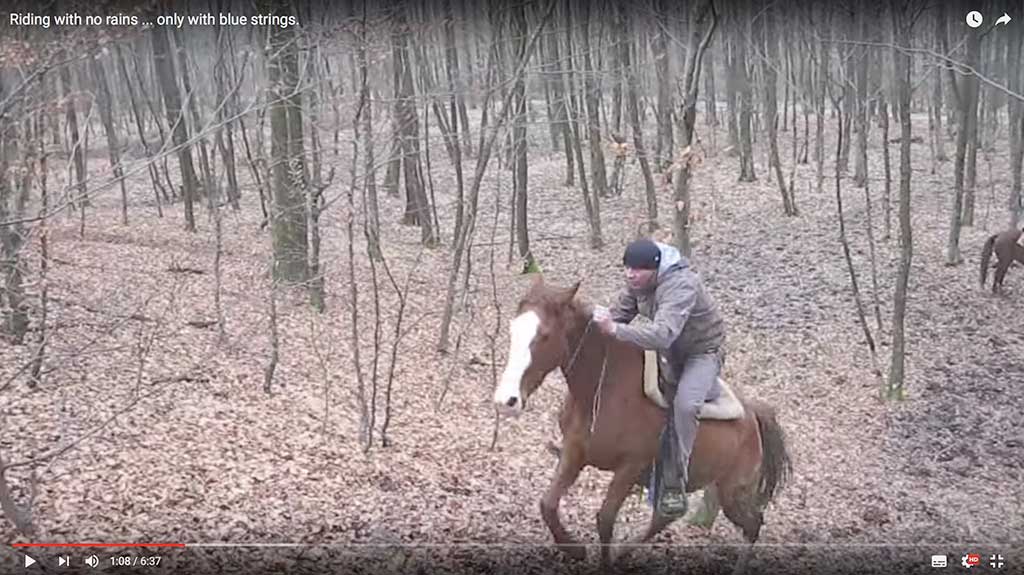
[{"x1": 24, "y1": 555, "x2": 36, "y2": 568}]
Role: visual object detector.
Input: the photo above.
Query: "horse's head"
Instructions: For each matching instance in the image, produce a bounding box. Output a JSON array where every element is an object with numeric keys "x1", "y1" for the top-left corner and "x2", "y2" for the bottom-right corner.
[{"x1": 493, "y1": 276, "x2": 582, "y2": 416}]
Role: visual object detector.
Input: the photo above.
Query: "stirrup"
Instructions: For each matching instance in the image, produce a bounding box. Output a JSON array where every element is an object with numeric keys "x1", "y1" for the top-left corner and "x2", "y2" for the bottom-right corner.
[{"x1": 656, "y1": 488, "x2": 689, "y2": 518}]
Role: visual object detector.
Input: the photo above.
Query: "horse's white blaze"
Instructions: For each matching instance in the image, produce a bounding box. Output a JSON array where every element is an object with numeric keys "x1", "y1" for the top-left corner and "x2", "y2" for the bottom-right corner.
[{"x1": 493, "y1": 311, "x2": 540, "y2": 414}]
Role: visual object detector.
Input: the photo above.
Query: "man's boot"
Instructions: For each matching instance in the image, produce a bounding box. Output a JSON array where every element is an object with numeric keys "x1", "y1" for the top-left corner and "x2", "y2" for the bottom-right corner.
[{"x1": 655, "y1": 414, "x2": 689, "y2": 518}]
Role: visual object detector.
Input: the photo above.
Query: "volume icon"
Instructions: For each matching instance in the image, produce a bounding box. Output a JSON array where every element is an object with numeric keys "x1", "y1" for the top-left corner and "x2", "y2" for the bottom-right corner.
[{"x1": 85, "y1": 555, "x2": 99, "y2": 568}]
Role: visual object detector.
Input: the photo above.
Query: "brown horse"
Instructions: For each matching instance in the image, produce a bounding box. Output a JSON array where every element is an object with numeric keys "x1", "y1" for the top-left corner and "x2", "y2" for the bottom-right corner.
[
  {"x1": 492, "y1": 276, "x2": 792, "y2": 570},
  {"x1": 980, "y1": 228, "x2": 1024, "y2": 294}
]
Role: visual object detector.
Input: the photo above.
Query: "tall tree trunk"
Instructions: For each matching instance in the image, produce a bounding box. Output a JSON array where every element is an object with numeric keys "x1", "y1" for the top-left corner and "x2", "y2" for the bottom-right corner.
[
  {"x1": 443, "y1": 0, "x2": 466, "y2": 243},
  {"x1": 888, "y1": 2, "x2": 914, "y2": 400},
  {"x1": 725, "y1": 21, "x2": 739, "y2": 153},
  {"x1": 393, "y1": 3, "x2": 436, "y2": 245},
  {"x1": 266, "y1": 1, "x2": 309, "y2": 283},
  {"x1": 214, "y1": 0, "x2": 241, "y2": 211},
  {"x1": 59, "y1": 66, "x2": 87, "y2": 211},
  {"x1": 151, "y1": 23, "x2": 198, "y2": 231},
  {"x1": 622, "y1": 2, "x2": 658, "y2": 227},
  {"x1": 704, "y1": 44, "x2": 718, "y2": 126},
  {"x1": 961, "y1": 27, "x2": 981, "y2": 228},
  {"x1": 760, "y1": 3, "x2": 793, "y2": 215},
  {"x1": 653, "y1": 0, "x2": 674, "y2": 171},
  {"x1": 736, "y1": 11, "x2": 756, "y2": 182},
  {"x1": 1010, "y1": 18, "x2": 1024, "y2": 228},
  {"x1": 578, "y1": 0, "x2": 609, "y2": 198},
  {"x1": 0, "y1": 76, "x2": 36, "y2": 344},
  {"x1": 173, "y1": 27, "x2": 215, "y2": 209},
  {"x1": 545, "y1": 24, "x2": 574, "y2": 185},
  {"x1": 944, "y1": 3, "x2": 980, "y2": 264},
  {"x1": 437, "y1": 0, "x2": 559, "y2": 352},
  {"x1": 853, "y1": 2, "x2": 869, "y2": 188},
  {"x1": 89, "y1": 56, "x2": 128, "y2": 224},
  {"x1": 357, "y1": 2, "x2": 381, "y2": 260},
  {"x1": 116, "y1": 45, "x2": 165, "y2": 216},
  {"x1": 512, "y1": 0, "x2": 533, "y2": 271},
  {"x1": 562, "y1": 0, "x2": 602, "y2": 247},
  {"x1": 815, "y1": 6, "x2": 829, "y2": 195},
  {"x1": 932, "y1": 6, "x2": 948, "y2": 163},
  {"x1": 673, "y1": 0, "x2": 717, "y2": 257}
]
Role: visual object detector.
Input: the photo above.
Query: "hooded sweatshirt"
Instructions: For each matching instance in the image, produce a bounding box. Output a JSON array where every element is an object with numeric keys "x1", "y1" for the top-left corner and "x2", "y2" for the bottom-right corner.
[{"x1": 607, "y1": 242, "x2": 725, "y2": 362}]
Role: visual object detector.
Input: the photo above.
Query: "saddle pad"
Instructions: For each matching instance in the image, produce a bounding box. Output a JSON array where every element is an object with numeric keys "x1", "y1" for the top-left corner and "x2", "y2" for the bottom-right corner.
[{"x1": 643, "y1": 350, "x2": 745, "y2": 420}]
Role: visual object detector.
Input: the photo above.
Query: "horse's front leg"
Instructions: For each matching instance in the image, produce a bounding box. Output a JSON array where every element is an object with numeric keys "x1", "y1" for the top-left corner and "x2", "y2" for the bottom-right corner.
[
  {"x1": 597, "y1": 462, "x2": 648, "y2": 568},
  {"x1": 540, "y1": 439, "x2": 587, "y2": 561}
]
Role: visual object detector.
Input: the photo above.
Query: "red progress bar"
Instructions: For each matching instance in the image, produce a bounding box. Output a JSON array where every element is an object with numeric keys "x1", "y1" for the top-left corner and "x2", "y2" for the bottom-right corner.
[{"x1": 12, "y1": 543, "x2": 186, "y2": 548}]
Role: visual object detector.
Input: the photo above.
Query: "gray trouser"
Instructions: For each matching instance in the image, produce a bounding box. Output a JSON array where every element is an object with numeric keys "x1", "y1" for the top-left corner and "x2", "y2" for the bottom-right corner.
[{"x1": 660, "y1": 352, "x2": 722, "y2": 491}]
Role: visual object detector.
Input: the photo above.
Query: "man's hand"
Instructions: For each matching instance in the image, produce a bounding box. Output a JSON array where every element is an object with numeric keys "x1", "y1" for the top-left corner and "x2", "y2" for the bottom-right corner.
[{"x1": 593, "y1": 305, "x2": 616, "y2": 336}]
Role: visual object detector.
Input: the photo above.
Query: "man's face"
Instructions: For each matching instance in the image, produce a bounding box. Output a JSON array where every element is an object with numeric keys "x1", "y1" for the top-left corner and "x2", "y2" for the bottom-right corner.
[{"x1": 624, "y1": 266, "x2": 657, "y2": 291}]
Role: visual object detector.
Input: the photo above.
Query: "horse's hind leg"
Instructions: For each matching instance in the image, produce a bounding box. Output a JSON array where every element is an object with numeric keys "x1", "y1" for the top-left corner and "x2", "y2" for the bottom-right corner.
[
  {"x1": 994, "y1": 261, "x2": 1010, "y2": 295},
  {"x1": 597, "y1": 462, "x2": 648, "y2": 568},
  {"x1": 687, "y1": 484, "x2": 722, "y2": 529},
  {"x1": 719, "y1": 484, "x2": 764, "y2": 575}
]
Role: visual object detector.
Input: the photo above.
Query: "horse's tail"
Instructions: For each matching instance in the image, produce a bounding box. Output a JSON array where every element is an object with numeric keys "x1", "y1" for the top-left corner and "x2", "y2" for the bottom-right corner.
[
  {"x1": 980, "y1": 233, "x2": 998, "y2": 287},
  {"x1": 751, "y1": 401, "x2": 792, "y2": 507}
]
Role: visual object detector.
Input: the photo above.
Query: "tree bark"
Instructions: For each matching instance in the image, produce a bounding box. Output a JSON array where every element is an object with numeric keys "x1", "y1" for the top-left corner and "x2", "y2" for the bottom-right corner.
[
  {"x1": 511, "y1": 0, "x2": 534, "y2": 271},
  {"x1": 89, "y1": 56, "x2": 128, "y2": 224},
  {"x1": 673, "y1": 0, "x2": 717, "y2": 257},
  {"x1": 736, "y1": 8, "x2": 756, "y2": 182},
  {"x1": 622, "y1": 2, "x2": 658, "y2": 227},
  {"x1": 545, "y1": 22, "x2": 574, "y2": 185},
  {"x1": 853, "y1": 2, "x2": 869, "y2": 188},
  {"x1": 151, "y1": 23, "x2": 198, "y2": 231},
  {"x1": 392, "y1": 2, "x2": 437, "y2": 245},
  {"x1": 1010, "y1": 18, "x2": 1024, "y2": 228},
  {"x1": 266, "y1": 1, "x2": 309, "y2": 283},
  {"x1": 760, "y1": 2, "x2": 794, "y2": 215},
  {"x1": 888, "y1": 2, "x2": 914, "y2": 400},
  {"x1": 578, "y1": 0, "x2": 609, "y2": 197},
  {"x1": 653, "y1": 0, "x2": 674, "y2": 171}
]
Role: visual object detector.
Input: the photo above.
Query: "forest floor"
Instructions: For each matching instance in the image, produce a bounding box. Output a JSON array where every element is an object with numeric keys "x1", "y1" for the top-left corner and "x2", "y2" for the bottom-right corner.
[{"x1": 1, "y1": 113, "x2": 1022, "y2": 573}]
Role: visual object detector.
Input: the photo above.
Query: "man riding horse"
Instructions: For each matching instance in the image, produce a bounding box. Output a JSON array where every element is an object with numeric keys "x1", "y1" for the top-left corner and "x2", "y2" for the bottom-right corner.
[{"x1": 593, "y1": 238, "x2": 726, "y2": 518}]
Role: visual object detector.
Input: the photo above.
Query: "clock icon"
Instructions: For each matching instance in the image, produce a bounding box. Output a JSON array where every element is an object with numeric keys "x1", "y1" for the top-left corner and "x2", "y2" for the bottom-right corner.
[{"x1": 967, "y1": 11, "x2": 984, "y2": 28}]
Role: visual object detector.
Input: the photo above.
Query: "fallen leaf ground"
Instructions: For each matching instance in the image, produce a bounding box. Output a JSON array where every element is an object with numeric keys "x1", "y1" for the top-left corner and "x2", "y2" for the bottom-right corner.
[{"x1": 1, "y1": 111, "x2": 1021, "y2": 573}]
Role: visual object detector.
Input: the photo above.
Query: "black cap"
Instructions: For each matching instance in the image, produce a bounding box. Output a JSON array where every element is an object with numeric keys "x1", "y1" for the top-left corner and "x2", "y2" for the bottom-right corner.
[{"x1": 623, "y1": 239, "x2": 661, "y2": 270}]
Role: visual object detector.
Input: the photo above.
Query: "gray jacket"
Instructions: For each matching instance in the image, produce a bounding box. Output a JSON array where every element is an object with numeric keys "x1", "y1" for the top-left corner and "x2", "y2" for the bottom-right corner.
[{"x1": 608, "y1": 242, "x2": 725, "y2": 363}]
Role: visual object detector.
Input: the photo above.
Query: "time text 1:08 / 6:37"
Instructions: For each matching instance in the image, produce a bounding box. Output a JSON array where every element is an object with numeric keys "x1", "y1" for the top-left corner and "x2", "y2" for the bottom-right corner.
[{"x1": 108, "y1": 555, "x2": 163, "y2": 567}]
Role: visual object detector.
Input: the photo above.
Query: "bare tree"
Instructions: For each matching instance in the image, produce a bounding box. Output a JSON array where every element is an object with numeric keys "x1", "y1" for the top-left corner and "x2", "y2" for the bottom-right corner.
[
  {"x1": 888, "y1": 0, "x2": 919, "y2": 400},
  {"x1": 673, "y1": 0, "x2": 717, "y2": 257},
  {"x1": 1010, "y1": 19, "x2": 1024, "y2": 228},
  {"x1": 943, "y1": 0, "x2": 981, "y2": 265},
  {"x1": 735, "y1": 3, "x2": 756, "y2": 182},
  {"x1": 88, "y1": 55, "x2": 128, "y2": 225},
  {"x1": 150, "y1": 22, "x2": 199, "y2": 232},
  {"x1": 266, "y1": 1, "x2": 309, "y2": 283},
  {"x1": 391, "y1": 1, "x2": 437, "y2": 245},
  {"x1": 577, "y1": 0, "x2": 609, "y2": 198},
  {"x1": 437, "y1": 0, "x2": 558, "y2": 352},
  {"x1": 511, "y1": 0, "x2": 534, "y2": 272},
  {"x1": 759, "y1": 1, "x2": 795, "y2": 216},
  {"x1": 621, "y1": 3, "x2": 658, "y2": 228},
  {"x1": 652, "y1": 0, "x2": 674, "y2": 171}
]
